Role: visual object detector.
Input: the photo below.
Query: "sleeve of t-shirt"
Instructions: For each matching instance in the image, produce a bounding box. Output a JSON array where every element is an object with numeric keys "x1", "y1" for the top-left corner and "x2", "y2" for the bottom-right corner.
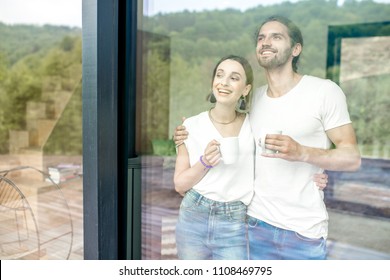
[{"x1": 321, "y1": 80, "x2": 352, "y2": 131}]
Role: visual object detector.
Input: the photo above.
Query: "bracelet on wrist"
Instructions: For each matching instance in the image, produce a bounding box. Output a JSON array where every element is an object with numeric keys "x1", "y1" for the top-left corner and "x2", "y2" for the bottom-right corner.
[{"x1": 199, "y1": 155, "x2": 213, "y2": 170}]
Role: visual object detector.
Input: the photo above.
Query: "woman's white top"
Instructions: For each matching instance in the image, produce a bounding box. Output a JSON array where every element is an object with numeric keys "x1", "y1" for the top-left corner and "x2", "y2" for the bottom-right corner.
[{"x1": 183, "y1": 111, "x2": 254, "y2": 205}]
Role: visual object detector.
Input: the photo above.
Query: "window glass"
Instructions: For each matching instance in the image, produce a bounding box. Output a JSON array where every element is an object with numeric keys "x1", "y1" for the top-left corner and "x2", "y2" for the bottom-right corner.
[
  {"x1": 139, "y1": 0, "x2": 390, "y2": 260},
  {"x1": 340, "y1": 36, "x2": 390, "y2": 159},
  {"x1": 0, "y1": 0, "x2": 83, "y2": 259},
  {"x1": 325, "y1": 22, "x2": 390, "y2": 258}
]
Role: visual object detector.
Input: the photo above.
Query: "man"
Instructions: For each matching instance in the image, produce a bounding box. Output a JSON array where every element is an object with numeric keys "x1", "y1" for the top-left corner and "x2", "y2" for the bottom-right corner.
[
  {"x1": 174, "y1": 15, "x2": 361, "y2": 260},
  {"x1": 246, "y1": 15, "x2": 360, "y2": 260}
]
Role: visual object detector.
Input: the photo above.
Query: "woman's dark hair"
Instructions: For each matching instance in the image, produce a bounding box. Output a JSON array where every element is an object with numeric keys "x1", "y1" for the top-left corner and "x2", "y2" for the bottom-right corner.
[{"x1": 256, "y1": 15, "x2": 303, "y2": 72}]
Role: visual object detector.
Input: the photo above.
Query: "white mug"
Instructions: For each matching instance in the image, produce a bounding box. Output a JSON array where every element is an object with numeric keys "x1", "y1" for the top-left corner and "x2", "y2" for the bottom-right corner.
[
  {"x1": 219, "y1": 137, "x2": 239, "y2": 164},
  {"x1": 259, "y1": 130, "x2": 282, "y2": 154}
]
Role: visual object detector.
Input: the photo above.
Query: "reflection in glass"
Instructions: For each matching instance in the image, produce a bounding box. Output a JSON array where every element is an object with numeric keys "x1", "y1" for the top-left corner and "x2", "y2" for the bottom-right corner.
[
  {"x1": 0, "y1": 9, "x2": 83, "y2": 259},
  {"x1": 140, "y1": 0, "x2": 390, "y2": 260},
  {"x1": 340, "y1": 36, "x2": 390, "y2": 158},
  {"x1": 326, "y1": 21, "x2": 390, "y2": 259}
]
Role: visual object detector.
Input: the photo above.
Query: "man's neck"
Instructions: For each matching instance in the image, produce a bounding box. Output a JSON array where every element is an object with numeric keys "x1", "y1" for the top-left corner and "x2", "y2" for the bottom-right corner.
[{"x1": 265, "y1": 67, "x2": 302, "y2": 98}]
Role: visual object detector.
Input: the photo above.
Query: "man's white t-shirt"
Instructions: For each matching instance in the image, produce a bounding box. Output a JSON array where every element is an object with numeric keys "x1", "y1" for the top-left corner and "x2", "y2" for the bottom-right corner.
[
  {"x1": 183, "y1": 111, "x2": 254, "y2": 205},
  {"x1": 248, "y1": 75, "x2": 352, "y2": 238}
]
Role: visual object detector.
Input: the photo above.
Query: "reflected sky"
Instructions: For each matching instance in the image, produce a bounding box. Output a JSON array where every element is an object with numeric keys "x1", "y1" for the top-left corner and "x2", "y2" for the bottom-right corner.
[{"x1": 1, "y1": 0, "x2": 390, "y2": 27}]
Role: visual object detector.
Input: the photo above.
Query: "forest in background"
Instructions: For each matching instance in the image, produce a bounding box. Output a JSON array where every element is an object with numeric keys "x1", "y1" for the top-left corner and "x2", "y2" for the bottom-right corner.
[
  {"x1": 0, "y1": 0, "x2": 389, "y2": 156},
  {"x1": 0, "y1": 23, "x2": 82, "y2": 154},
  {"x1": 141, "y1": 0, "x2": 390, "y2": 156},
  {"x1": 142, "y1": 0, "x2": 390, "y2": 78}
]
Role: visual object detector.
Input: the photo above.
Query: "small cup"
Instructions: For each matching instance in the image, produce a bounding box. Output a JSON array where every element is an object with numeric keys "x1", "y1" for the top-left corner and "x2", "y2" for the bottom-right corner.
[
  {"x1": 259, "y1": 130, "x2": 282, "y2": 154},
  {"x1": 219, "y1": 137, "x2": 239, "y2": 164}
]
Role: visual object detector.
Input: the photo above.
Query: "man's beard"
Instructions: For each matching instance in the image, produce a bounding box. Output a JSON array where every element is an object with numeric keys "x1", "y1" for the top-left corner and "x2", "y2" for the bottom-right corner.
[{"x1": 257, "y1": 47, "x2": 293, "y2": 70}]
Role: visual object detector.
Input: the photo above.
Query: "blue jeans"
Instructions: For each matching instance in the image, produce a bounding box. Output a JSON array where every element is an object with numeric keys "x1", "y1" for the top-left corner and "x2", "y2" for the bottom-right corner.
[
  {"x1": 175, "y1": 189, "x2": 248, "y2": 260},
  {"x1": 247, "y1": 215, "x2": 327, "y2": 260}
]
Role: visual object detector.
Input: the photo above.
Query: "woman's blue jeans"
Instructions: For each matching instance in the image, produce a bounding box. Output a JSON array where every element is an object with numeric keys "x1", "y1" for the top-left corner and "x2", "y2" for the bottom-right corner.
[
  {"x1": 247, "y1": 215, "x2": 327, "y2": 260},
  {"x1": 175, "y1": 189, "x2": 248, "y2": 260}
]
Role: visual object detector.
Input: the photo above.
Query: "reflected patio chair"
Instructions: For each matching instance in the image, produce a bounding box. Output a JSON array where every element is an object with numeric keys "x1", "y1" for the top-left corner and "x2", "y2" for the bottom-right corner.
[
  {"x1": 0, "y1": 174, "x2": 40, "y2": 259},
  {"x1": 0, "y1": 166, "x2": 73, "y2": 259}
]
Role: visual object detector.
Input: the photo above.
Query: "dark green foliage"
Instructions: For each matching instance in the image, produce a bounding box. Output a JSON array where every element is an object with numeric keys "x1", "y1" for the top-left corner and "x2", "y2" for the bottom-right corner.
[
  {"x1": 43, "y1": 80, "x2": 82, "y2": 155},
  {"x1": 0, "y1": 24, "x2": 82, "y2": 154},
  {"x1": 0, "y1": 0, "x2": 389, "y2": 156},
  {"x1": 342, "y1": 74, "x2": 390, "y2": 154},
  {"x1": 0, "y1": 23, "x2": 81, "y2": 66}
]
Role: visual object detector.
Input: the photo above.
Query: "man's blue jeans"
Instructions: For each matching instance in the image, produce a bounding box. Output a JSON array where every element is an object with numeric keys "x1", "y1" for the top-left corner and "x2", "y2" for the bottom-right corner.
[
  {"x1": 247, "y1": 215, "x2": 327, "y2": 260},
  {"x1": 175, "y1": 189, "x2": 248, "y2": 260}
]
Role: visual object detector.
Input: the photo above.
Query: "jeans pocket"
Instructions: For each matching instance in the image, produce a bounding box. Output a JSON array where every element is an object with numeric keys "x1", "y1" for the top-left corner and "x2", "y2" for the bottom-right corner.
[{"x1": 180, "y1": 193, "x2": 198, "y2": 211}]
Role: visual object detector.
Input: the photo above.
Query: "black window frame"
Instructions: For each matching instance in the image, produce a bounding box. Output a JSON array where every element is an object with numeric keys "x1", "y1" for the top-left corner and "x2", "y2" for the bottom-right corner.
[{"x1": 82, "y1": 0, "x2": 139, "y2": 260}]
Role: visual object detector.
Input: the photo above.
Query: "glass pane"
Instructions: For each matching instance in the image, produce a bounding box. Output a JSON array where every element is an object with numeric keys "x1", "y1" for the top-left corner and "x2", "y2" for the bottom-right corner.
[
  {"x1": 139, "y1": 0, "x2": 390, "y2": 260},
  {"x1": 0, "y1": 0, "x2": 83, "y2": 259},
  {"x1": 326, "y1": 22, "x2": 390, "y2": 259},
  {"x1": 340, "y1": 36, "x2": 390, "y2": 158}
]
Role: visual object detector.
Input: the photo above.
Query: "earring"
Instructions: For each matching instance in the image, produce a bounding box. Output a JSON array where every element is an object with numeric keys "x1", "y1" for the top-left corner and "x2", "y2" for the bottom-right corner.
[
  {"x1": 239, "y1": 96, "x2": 246, "y2": 110},
  {"x1": 209, "y1": 92, "x2": 216, "y2": 103}
]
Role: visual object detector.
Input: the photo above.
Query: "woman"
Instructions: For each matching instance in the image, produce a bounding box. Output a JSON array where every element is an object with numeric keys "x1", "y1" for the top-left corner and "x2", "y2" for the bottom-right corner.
[
  {"x1": 173, "y1": 55, "x2": 328, "y2": 260},
  {"x1": 174, "y1": 55, "x2": 254, "y2": 260}
]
